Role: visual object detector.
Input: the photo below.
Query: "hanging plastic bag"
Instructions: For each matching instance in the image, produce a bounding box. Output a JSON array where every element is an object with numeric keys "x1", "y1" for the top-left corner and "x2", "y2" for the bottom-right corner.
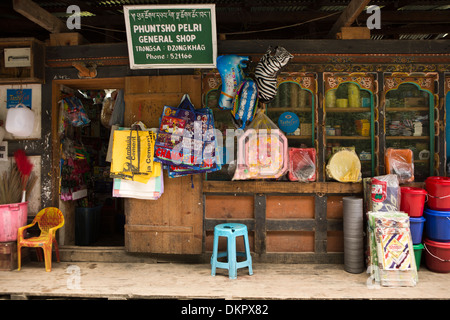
[
  {"x1": 385, "y1": 148, "x2": 414, "y2": 183},
  {"x1": 233, "y1": 110, "x2": 288, "y2": 180},
  {"x1": 155, "y1": 94, "x2": 221, "y2": 176},
  {"x1": 247, "y1": 108, "x2": 278, "y2": 131},
  {"x1": 288, "y1": 148, "x2": 316, "y2": 182},
  {"x1": 101, "y1": 89, "x2": 116, "y2": 128},
  {"x1": 167, "y1": 104, "x2": 220, "y2": 178},
  {"x1": 369, "y1": 174, "x2": 400, "y2": 212},
  {"x1": 63, "y1": 96, "x2": 90, "y2": 127},
  {"x1": 113, "y1": 165, "x2": 164, "y2": 200},
  {"x1": 110, "y1": 122, "x2": 156, "y2": 178},
  {"x1": 109, "y1": 89, "x2": 125, "y2": 127},
  {"x1": 5, "y1": 103, "x2": 35, "y2": 137}
]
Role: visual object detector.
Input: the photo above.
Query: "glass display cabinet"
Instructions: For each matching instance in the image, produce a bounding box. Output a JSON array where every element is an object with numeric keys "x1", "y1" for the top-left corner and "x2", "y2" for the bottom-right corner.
[
  {"x1": 383, "y1": 73, "x2": 438, "y2": 181},
  {"x1": 323, "y1": 73, "x2": 377, "y2": 180},
  {"x1": 202, "y1": 72, "x2": 318, "y2": 181},
  {"x1": 265, "y1": 73, "x2": 317, "y2": 149}
]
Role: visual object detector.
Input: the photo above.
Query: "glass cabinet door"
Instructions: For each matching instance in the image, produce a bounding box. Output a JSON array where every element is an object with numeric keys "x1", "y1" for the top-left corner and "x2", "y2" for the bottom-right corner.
[
  {"x1": 265, "y1": 73, "x2": 317, "y2": 148},
  {"x1": 383, "y1": 74, "x2": 438, "y2": 181},
  {"x1": 323, "y1": 73, "x2": 377, "y2": 179}
]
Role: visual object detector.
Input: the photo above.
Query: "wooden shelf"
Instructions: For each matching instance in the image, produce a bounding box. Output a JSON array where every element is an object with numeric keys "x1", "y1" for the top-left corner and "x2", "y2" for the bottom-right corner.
[
  {"x1": 385, "y1": 107, "x2": 429, "y2": 112},
  {"x1": 326, "y1": 136, "x2": 370, "y2": 140},
  {"x1": 0, "y1": 38, "x2": 45, "y2": 84},
  {"x1": 386, "y1": 136, "x2": 429, "y2": 140},
  {"x1": 286, "y1": 135, "x2": 312, "y2": 139},
  {"x1": 325, "y1": 107, "x2": 371, "y2": 113},
  {"x1": 267, "y1": 107, "x2": 312, "y2": 112},
  {"x1": 414, "y1": 159, "x2": 430, "y2": 163}
]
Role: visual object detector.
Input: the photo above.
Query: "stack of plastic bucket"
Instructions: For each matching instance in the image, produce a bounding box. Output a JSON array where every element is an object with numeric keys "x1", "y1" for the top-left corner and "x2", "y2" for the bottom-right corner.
[
  {"x1": 400, "y1": 187, "x2": 427, "y2": 269},
  {"x1": 423, "y1": 177, "x2": 450, "y2": 273}
]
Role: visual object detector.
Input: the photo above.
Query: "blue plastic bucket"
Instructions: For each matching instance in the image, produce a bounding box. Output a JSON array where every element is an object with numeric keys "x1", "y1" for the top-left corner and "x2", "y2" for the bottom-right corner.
[
  {"x1": 424, "y1": 208, "x2": 450, "y2": 242},
  {"x1": 410, "y1": 216, "x2": 426, "y2": 244}
]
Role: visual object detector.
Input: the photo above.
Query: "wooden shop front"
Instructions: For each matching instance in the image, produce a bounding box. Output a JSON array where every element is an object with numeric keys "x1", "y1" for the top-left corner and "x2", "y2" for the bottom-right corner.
[{"x1": 43, "y1": 40, "x2": 450, "y2": 263}]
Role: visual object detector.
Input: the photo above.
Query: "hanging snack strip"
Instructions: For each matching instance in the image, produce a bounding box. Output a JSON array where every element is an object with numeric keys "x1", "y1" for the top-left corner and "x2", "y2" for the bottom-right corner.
[
  {"x1": 59, "y1": 139, "x2": 90, "y2": 201},
  {"x1": 63, "y1": 96, "x2": 91, "y2": 127}
]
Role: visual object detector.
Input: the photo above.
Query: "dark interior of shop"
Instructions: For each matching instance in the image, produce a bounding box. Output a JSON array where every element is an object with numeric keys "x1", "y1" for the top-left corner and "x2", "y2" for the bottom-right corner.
[{"x1": 60, "y1": 88, "x2": 125, "y2": 247}]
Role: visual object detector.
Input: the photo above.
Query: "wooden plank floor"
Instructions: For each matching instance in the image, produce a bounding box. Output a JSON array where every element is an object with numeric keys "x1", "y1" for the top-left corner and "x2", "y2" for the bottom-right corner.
[{"x1": 1, "y1": 261, "x2": 449, "y2": 300}]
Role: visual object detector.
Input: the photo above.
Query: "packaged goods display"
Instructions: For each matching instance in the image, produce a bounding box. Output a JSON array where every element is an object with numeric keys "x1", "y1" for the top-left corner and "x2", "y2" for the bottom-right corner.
[
  {"x1": 367, "y1": 211, "x2": 418, "y2": 287},
  {"x1": 233, "y1": 110, "x2": 288, "y2": 180}
]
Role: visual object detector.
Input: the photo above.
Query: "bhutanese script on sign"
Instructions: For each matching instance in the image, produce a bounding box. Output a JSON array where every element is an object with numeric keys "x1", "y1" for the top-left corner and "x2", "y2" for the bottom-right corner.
[{"x1": 124, "y1": 4, "x2": 217, "y2": 69}]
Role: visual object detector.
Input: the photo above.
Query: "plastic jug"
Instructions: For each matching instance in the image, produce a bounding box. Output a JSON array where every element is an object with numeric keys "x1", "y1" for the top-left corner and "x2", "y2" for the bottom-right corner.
[{"x1": 5, "y1": 103, "x2": 35, "y2": 137}]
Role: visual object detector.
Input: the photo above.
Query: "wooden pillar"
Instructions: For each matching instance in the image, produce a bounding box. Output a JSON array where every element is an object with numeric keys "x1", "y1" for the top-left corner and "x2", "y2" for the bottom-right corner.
[
  {"x1": 254, "y1": 194, "x2": 266, "y2": 254},
  {"x1": 314, "y1": 194, "x2": 328, "y2": 253}
]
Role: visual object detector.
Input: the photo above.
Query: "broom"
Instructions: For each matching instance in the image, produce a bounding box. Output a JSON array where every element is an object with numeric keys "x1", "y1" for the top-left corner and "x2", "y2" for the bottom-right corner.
[{"x1": 14, "y1": 149, "x2": 33, "y2": 203}]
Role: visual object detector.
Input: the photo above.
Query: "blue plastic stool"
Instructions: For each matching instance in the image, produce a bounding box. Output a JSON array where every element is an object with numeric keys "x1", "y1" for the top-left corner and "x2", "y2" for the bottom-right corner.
[{"x1": 210, "y1": 223, "x2": 253, "y2": 279}]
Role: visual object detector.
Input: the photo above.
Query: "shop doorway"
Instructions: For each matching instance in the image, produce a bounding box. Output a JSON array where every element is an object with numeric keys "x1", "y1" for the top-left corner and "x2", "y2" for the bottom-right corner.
[
  {"x1": 51, "y1": 76, "x2": 203, "y2": 256},
  {"x1": 51, "y1": 78, "x2": 125, "y2": 247}
]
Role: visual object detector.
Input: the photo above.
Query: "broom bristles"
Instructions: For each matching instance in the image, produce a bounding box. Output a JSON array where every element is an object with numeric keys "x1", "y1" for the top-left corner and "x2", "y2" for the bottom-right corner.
[{"x1": 14, "y1": 149, "x2": 33, "y2": 176}]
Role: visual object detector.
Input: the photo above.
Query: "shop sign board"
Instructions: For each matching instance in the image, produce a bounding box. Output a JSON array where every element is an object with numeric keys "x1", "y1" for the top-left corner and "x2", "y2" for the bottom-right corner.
[{"x1": 124, "y1": 4, "x2": 217, "y2": 69}]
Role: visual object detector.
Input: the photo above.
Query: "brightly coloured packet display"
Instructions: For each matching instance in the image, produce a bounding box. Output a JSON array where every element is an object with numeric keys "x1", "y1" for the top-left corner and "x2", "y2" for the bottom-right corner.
[{"x1": 366, "y1": 174, "x2": 418, "y2": 287}]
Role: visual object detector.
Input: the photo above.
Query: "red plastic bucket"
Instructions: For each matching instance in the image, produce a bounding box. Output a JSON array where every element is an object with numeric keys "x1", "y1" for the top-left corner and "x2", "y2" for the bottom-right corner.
[
  {"x1": 424, "y1": 239, "x2": 450, "y2": 273},
  {"x1": 425, "y1": 176, "x2": 450, "y2": 211},
  {"x1": 400, "y1": 187, "x2": 427, "y2": 217},
  {"x1": 0, "y1": 202, "x2": 28, "y2": 242}
]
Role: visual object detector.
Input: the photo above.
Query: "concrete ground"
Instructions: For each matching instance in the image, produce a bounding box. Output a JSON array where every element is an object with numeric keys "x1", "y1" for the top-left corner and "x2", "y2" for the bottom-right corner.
[{"x1": 1, "y1": 261, "x2": 449, "y2": 300}]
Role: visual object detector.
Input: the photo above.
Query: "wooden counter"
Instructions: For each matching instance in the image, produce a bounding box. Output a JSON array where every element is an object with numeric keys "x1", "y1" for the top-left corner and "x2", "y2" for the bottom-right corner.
[
  {"x1": 202, "y1": 180, "x2": 367, "y2": 263},
  {"x1": 203, "y1": 180, "x2": 363, "y2": 194}
]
